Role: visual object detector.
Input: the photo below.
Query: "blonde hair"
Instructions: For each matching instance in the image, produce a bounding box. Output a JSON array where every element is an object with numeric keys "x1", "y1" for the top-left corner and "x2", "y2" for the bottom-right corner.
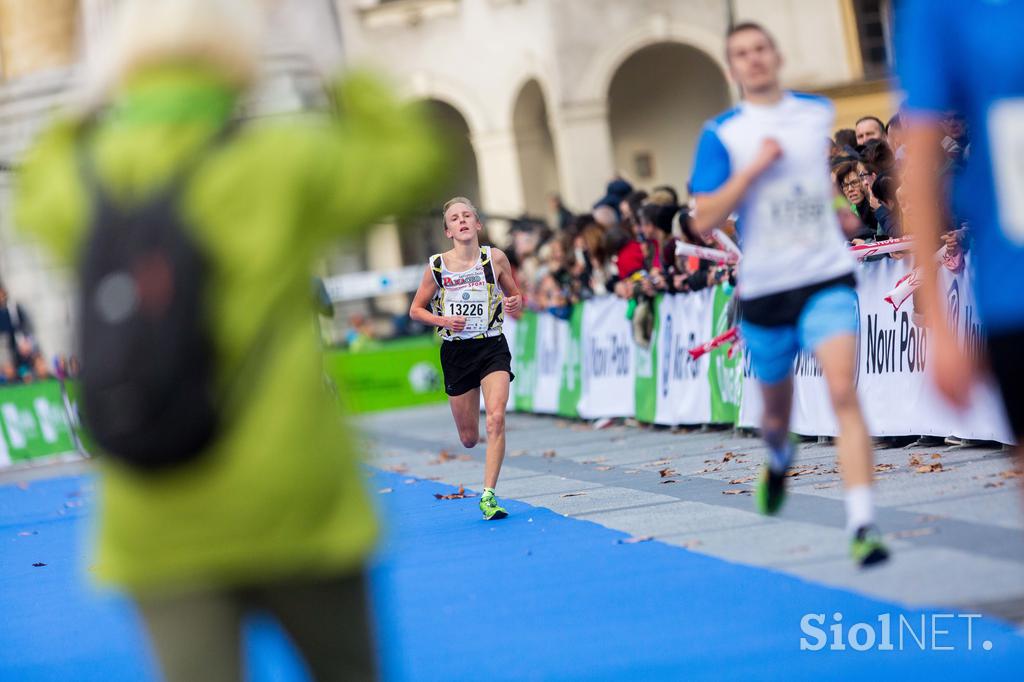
[
  {"x1": 442, "y1": 196, "x2": 480, "y2": 229},
  {"x1": 85, "y1": 0, "x2": 263, "y2": 106}
]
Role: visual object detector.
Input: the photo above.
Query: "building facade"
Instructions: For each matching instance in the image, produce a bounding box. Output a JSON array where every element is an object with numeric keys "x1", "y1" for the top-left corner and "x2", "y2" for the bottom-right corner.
[{"x1": 0, "y1": 0, "x2": 897, "y2": 353}]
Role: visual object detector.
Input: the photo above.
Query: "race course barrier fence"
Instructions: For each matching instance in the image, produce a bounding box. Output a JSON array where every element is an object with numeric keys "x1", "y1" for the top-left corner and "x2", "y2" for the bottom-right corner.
[{"x1": 504, "y1": 256, "x2": 1013, "y2": 444}]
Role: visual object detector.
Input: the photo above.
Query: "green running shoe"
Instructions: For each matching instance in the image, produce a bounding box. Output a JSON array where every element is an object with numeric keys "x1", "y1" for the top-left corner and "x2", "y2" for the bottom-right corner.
[
  {"x1": 851, "y1": 524, "x2": 890, "y2": 567},
  {"x1": 755, "y1": 465, "x2": 787, "y2": 516},
  {"x1": 479, "y1": 491, "x2": 508, "y2": 521}
]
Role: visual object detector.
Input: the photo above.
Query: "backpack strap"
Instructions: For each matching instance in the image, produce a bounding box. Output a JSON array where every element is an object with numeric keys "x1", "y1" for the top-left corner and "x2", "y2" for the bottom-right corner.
[
  {"x1": 429, "y1": 254, "x2": 443, "y2": 289},
  {"x1": 481, "y1": 246, "x2": 497, "y2": 286}
]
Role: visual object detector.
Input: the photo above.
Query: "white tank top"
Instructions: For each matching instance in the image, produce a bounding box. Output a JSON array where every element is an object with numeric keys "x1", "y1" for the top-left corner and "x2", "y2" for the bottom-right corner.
[{"x1": 429, "y1": 246, "x2": 504, "y2": 341}]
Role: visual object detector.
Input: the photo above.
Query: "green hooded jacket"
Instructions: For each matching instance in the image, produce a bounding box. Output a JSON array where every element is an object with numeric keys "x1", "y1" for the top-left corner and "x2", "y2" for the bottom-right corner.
[{"x1": 15, "y1": 65, "x2": 445, "y2": 595}]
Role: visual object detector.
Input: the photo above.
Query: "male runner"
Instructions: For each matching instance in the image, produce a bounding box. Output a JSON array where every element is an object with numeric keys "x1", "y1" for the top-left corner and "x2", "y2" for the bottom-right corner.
[
  {"x1": 898, "y1": 0, "x2": 1024, "y2": 456},
  {"x1": 410, "y1": 197, "x2": 522, "y2": 520},
  {"x1": 689, "y1": 22, "x2": 888, "y2": 566}
]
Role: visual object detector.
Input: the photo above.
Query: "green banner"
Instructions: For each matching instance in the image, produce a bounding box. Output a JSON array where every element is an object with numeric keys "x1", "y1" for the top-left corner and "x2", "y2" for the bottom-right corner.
[
  {"x1": 557, "y1": 305, "x2": 583, "y2": 418},
  {"x1": 708, "y1": 284, "x2": 743, "y2": 423},
  {"x1": 634, "y1": 295, "x2": 660, "y2": 423},
  {"x1": 0, "y1": 380, "x2": 77, "y2": 466},
  {"x1": 512, "y1": 311, "x2": 538, "y2": 412},
  {"x1": 325, "y1": 335, "x2": 447, "y2": 413}
]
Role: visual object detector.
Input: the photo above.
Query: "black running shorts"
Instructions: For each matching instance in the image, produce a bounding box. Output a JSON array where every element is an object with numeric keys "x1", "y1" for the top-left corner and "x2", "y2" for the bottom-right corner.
[
  {"x1": 987, "y1": 329, "x2": 1024, "y2": 439},
  {"x1": 439, "y1": 334, "x2": 515, "y2": 397}
]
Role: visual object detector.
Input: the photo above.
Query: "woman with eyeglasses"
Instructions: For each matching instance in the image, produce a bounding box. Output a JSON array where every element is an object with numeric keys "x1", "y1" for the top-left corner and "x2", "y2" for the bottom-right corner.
[{"x1": 833, "y1": 159, "x2": 878, "y2": 242}]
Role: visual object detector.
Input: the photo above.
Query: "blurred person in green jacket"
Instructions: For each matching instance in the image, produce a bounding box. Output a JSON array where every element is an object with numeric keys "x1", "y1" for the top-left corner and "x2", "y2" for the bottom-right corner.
[{"x1": 15, "y1": 0, "x2": 444, "y2": 679}]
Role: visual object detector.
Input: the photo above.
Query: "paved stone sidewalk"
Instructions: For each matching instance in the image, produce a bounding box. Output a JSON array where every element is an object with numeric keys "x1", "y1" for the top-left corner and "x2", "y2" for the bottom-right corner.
[{"x1": 361, "y1": 405, "x2": 1024, "y2": 624}]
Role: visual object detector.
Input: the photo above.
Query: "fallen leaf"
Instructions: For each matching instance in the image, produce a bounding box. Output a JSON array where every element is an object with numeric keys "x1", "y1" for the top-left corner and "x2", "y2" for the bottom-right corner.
[
  {"x1": 456, "y1": 455, "x2": 472, "y2": 461},
  {"x1": 722, "y1": 489, "x2": 751, "y2": 495},
  {"x1": 385, "y1": 464, "x2": 409, "y2": 474},
  {"x1": 618, "y1": 535, "x2": 653, "y2": 544},
  {"x1": 660, "y1": 479, "x2": 678, "y2": 484},
  {"x1": 813, "y1": 482, "x2": 837, "y2": 489},
  {"x1": 32, "y1": 562, "x2": 46, "y2": 567},
  {"x1": 931, "y1": 453, "x2": 942, "y2": 460},
  {"x1": 595, "y1": 466, "x2": 612, "y2": 471},
  {"x1": 999, "y1": 469, "x2": 1023, "y2": 479},
  {"x1": 722, "y1": 452, "x2": 736, "y2": 462},
  {"x1": 874, "y1": 463, "x2": 896, "y2": 472},
  {"x1": 434, "y1": 484, "x2": 476, "y2": 500},
  {"x1": 785, "y1": 467, "x2": 818, "y2": 478},
  {"x1": 909, "y1": 455, "x2": 923, "y2": 467},
  {"x1": 984, "y1": 481, "x2": 1005, "y2": 488},
  {"x1": 916, "y1": 463, "x2": 944, "y2": 474},
  {"x1": 658, "y1": 468, "x2": 678, "y2": 478},
  {"x1": 377, "y1": 488, "x2": 393, "y2": 494},
  {"x1": 561, "y1": 492, "x2": 587, "y2": 497},
  {"x1": 888, "y1": 527, "x2": 939, "y2": 539},
  {"x1": 729, "y1": 476, "x2": 755, "y2": 485},
  {"x1": 543, "y1": 450, "x2": 557, "y2": 459},
  {"x1": 581, "y1": 457, "x2": 608, "y2": 465}
]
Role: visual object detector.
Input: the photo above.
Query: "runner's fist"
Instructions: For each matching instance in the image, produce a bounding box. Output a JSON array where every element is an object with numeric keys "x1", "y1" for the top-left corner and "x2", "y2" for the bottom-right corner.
[
  {"x1": 444, "y1": 316, "x2": 467, "y2": 331},
  {"x1": 748, "y1": 138, "x2": 782, "y2": 177},
  {"x1": 504, "y1": 295, "x2": 522, "y2": 315}
]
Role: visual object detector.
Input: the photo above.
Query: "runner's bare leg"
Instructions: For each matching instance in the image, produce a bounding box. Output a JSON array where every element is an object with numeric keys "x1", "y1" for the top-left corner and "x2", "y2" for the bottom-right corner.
[
  {"x1": 480, "y1": 371, "x2": 511, "y2": 489},
  {"x1": 448, "y1": 388, "x2": 481, "y2": 448}
]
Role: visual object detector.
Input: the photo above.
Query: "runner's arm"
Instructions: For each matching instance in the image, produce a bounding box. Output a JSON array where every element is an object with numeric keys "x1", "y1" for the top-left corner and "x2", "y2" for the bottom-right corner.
[
  {"x1": 491, "y1": 248, "x2": 522, "y2": 315},
  {"x1": 409, "y1": 266, "x2": 464, "y2": 330},
  {"x1": 902, "y1": 117, "x2": 974, "y2": 406}
]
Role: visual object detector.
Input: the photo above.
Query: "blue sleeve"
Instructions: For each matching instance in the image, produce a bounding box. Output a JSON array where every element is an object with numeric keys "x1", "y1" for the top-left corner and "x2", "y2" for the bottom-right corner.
[
  {"x1": 689, "y1": 126, "x2": 731, "y2": 194},
  {"x1": 896, "y1": 0, "x2": 955, "y2": 114}
]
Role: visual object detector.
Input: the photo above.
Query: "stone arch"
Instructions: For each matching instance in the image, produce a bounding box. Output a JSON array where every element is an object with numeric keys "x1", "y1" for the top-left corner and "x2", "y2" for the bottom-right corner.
[
  {"x1": 606, "y1": 41, "x2": 731, "y2": 194},
  {"x1": 511, "y1": 77, "x2": 561, "y2": 219},
  {"x1": 576, "y1": 22, "x2": 730, "y2": 105}
]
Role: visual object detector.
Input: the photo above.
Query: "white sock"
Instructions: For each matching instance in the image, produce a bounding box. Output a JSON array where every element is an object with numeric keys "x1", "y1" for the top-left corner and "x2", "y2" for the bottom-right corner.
[
  {"x1": 844, "y1": 485, "x2": 874, "y2": 535},
  {"x1": 483, "y1": 487, "x2": 496, "y2": 497},
  {"x1": 767, "y1": 440, "x2": 794, "y2": 474}
]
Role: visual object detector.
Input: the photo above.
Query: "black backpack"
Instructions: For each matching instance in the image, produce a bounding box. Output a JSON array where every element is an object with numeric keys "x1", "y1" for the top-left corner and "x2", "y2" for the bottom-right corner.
[{"x1": 76, "y1": 126, "x2": 236, "y2": 470}]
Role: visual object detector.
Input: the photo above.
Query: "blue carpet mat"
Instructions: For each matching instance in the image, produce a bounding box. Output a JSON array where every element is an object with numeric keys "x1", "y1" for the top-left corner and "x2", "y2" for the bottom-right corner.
[{"x1": 1, "y1": 471, "x2": 1020, "y2": 681}]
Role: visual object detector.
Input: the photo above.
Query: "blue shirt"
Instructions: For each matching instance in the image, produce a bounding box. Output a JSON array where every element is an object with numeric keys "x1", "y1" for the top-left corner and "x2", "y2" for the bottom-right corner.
[
  {"x1": 898, "y1": 0, "x2": 1024, "y2": 332},
  {"x1": 690, "y1": 93, "x2": 854, "y2": 299}
]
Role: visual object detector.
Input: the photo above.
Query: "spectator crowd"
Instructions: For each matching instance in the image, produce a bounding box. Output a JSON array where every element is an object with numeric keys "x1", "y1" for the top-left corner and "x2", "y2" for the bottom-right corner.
[{"x1": 0, "y1": 284, "x2": 52, "y2": 384}]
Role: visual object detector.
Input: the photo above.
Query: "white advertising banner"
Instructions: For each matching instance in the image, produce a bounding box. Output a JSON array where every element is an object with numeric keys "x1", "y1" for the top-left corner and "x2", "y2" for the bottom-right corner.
[
  {"x1": 654, "y1": 290, "x2": 714, "y2": 426},
  {"x1": 856, "y1": 257, "x2": 1012, "y2": 442},
  {"x1": 502, "y1": 315, "x2": 517, "y2": 411},
  {"x1": 577, "y1": 297, "x2": 636, "y2": 419},
  {"x1": 532, "y1": 313, "x2": 569, "y2": 414}
]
